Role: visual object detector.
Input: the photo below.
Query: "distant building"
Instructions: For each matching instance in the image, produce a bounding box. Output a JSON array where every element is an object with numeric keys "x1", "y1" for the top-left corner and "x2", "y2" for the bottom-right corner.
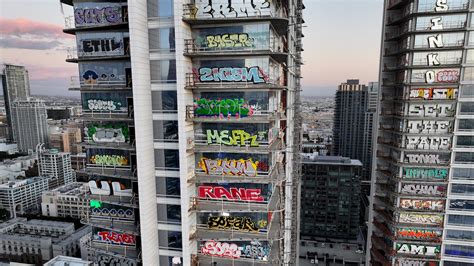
[
  {"x1": 0, "y1": 176, "x2": 49, "y2": 218},
  {"x1": 1, "y1": 64, "x2": 31, "y2": 140},
  {"x1": 0, "y1": 154, "x2": 37, "y2": 183},
  {"x1": 0, "y1": 218, "x2": 91, "y2": 264},
  {"x1": 49, "y1": 127, "x2": 82, "y2": 154},
  {"x1": 38, "y1": 148, "x2": 76, "y2": 189},
  {"x1": 301, "y1": 154, "x2": 362, "y2": 240},
  {"x1": 11, "y1": 98, "x2": 49, "y2": 153},
  {"x1": 42, "y1": 182, "x2": 88, "y2": 219},
  {"x1": 47, "y1": 108, "x2": 72, "y2": 120},
  {"x1": 44, "y1": 255, "x2": 92, "y2": 266},
  {"x1": 333, "y1": 80, "x2": 378, "y2": 188}
]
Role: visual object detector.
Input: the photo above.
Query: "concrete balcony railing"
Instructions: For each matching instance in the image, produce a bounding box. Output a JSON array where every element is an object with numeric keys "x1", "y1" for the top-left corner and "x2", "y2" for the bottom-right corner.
[
  {"x1": 184, "y1": 72, "x2": 285, "y2": 89},
  {"x1": 81, "y1": 211, "x2": 140, "y2": 236},
  {"x1": 185, "y1": 105, "x2": 286, "y2": 123},
  {"x1": 84, "y1": 241, "x2": 140, "y2": 263}
]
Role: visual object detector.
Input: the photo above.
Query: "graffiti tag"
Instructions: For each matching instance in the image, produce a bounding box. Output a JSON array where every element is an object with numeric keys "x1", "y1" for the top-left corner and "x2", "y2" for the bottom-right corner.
[
  {"x1": 75, "y1": 6, "x2": 122, "y2": 26},
  {"x1": 395, "y1": 259, "x2": 439, "y2": 266},
  {"x1": 397, "y1": 228, "x2": 442, "y2": 240},
  {"x1": 87, "y1": 99, "x2": 121, "y2": 111},
  {"x1": 405, "y1": 154, "x2": 440, "y2": 164},
  {"x1": 193, "y1": 0, "x2": 271, "y2": 19},
  {"x1": 82, "y1": 39, "x2": 122, "y2": 53},
  {"x1": 97, "y1": 254, "x2": 137, "y2": 266},
  {"x1": 396, "y1": 243, "x2": 440, "y2": 256},
  {"x1": 408, "y1": 103, "x2": 455, "y2": 117},
  {"x1": 194, "y1": 98, "x2": 254, "y2": 118},
  {"x1": 198, "y1": 66, "x2": 268, "y2": 83},
  {"x1": 400, "y1": 199, "x2": 444, "y2": 211},
  {"x1": 398, "y1": 213, "x2": 443, "y2": 225},
  {"x1": 88, "y1": 180, "x2": 132, "y2": 196},
  {"x1": 207, "y1": 216, "x2": 266, "y2": 232},
  {"x1": 95, "y1": 231, "x2": 136, "y2": 246},
  {"x1": 241, "y1": 240, "x2": 269, "y2": 260},
  {"x1": 198, "y1": 186, "x2": 264, "y2": 202},
  {"x1": 409, "y1": 88, "x2": 457, "y2": 99},
  {"x1": 400, "y1": 184, "x2": 445, "y2": 196},
  {"x1": 91, "y1": 207, "x2": 134, "y2": 219},
  {"x1": 201, "y1": 241, "x2": 241, "y2": 258},
  {"x1": 206, "y1": 129, "x2": 265, "y2": 147},
  {"x1": 404, "y1": 168, "x2": 448, "y2": 179},
  {"x1": 205, "y1": 33, "x2": 254, "y2": 48},
  {"x1": 406, "y1": 120, "x2": 452, "y2": 134},
  {"x1": 198, "y1": 158, "x2": 259, "y2": 176},
  {"x1": 90, "y1": 154, "x2": 128, "y2": 166},
  {"x1": 405, "y1": 136, "x2": 451, "y2": 150}
]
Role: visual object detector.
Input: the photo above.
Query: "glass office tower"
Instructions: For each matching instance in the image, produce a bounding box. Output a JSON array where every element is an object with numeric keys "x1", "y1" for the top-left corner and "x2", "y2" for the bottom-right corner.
[{"x1": 368, "y1": 0, "x2": 474, "y2": 265}]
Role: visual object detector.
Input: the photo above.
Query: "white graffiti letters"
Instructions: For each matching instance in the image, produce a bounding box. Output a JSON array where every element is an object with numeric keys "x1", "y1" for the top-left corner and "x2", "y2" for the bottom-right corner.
[
  {"x1": 87, "y1": 99, "x2": 118, "y2": 111},
  {"x1": 405, "y1": 136, "x2": 450, "y2": 150}
]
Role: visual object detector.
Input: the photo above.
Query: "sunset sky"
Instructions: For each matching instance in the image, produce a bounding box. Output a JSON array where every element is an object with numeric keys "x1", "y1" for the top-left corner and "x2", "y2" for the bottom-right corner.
[{"x1": 0, "y1": 0, "x2": 383, "y2": 97}]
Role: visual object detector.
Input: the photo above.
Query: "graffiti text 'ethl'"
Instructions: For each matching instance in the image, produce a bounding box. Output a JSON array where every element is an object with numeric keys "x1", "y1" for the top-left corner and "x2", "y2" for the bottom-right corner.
[
  {"x1": 198, "y1": 186, "x2": 264, "y2": 202},
  {"x1": 198, "y1": 158, "x2": 259, "y2": 177}
]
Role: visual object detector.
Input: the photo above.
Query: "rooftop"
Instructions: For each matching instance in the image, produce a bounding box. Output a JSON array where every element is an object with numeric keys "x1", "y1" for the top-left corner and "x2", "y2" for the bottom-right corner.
[
  {"x1": 0, "y1": 176, "x2": 49, "y2": 189},
  {"x1": 50, "y1": 182, "x2": 87, "y2": 195},
  {"x1": 45, "y1": 256, "x2": 92, "y2": 266}
]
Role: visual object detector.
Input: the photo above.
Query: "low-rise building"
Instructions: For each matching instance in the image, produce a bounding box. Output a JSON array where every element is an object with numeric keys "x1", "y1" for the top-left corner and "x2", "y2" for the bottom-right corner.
[
  {"x1": 0, "y1": 218, "x2": 91, "y2": 264},
  {"x1": 41, "y1": 182, "x2": 88, "y2": 219},
  {"x1": 0, "y1": 176, "x2": 49, "y2": 218},
  {"x1": 44, "y1": 255, "x2": 92, "y2": 266}
]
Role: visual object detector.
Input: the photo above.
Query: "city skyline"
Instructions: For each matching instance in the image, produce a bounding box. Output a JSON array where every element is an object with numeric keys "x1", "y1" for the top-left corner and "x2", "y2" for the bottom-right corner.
[{"x1": 0, "y1": 0, "x2": 383, "y2": 96}]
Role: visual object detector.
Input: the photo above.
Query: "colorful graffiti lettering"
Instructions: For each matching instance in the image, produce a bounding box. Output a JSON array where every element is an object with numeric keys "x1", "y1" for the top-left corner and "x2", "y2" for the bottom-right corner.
[
  {"x1": 206, "y1": 129, "x2": 265, "y2": 147},
  {"x1": 404, "y1": 168, "x2": 448, "y2": 179},
  {"x1": 198, "y1": 66, "x2": 268, "y2": 84},
  {"x1": 88, "y1": 180, "x2": 132, "y2": 196},
  {"x1": 409, "y1": 88, "x2": 457, "y2": 99},
  {"x1": 406, "y1": 154, "x2": 440, "y2": 164},
  {"x1": 241, "y1": 240, "x2": 269, "y2": 260},
  {"x1": 74, "y1": 6, "x2": 122, "y2": 25},
  {"x1": 198, "y1": 158, "x2": 259, "y2": 177},
  {"x1": 396, "y1": 243, "x2": 440, "y2": 256},
  {"x1": 90, "y1": 154, "x2": 128, "y2": 166},
  {"x1": 398, "y1": 213, "x2": 443, "y2": 225},
  {"x1": 95, "y1": 231, "x2": 136, "y2": 246},
  {"x1": 87, "y1": 99, "x2": 121, "y2": 111},
  {"x1": 400, "y1": 184, "x2": 445, "y2": 196},
  {"x1": 207, "y1": 216, "x2": 265, "y2": 232},
  {"x1": 194, "y1": 98, "x2": 254, "y2": 118},
  {"x1": 436, "y1": 70, "x2": 459, "y2": 83},
  {"x1": 201, "y1": 241, "x2": 241, "y2": 258},
  {"x1": 198, "y1": 186, "x2": 264, "y2": 202},
  {"x1": 205, "y1": 33, "x2": 254, "y2": 48},
  {"x1": 400, "y1": 199, "x2": 444, "y2": 211},
  {"x1": 193, "y1": 0, "x2": 271, "y2": 19},
  {"x1": 397, "y1": 228, "x2": 442, "y2": 240}
]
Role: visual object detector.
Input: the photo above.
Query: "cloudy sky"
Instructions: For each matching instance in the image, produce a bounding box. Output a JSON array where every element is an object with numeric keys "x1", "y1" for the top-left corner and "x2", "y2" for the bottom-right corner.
[{"x1": 0, "y1": 0, "x2": 383, "y2": 97}]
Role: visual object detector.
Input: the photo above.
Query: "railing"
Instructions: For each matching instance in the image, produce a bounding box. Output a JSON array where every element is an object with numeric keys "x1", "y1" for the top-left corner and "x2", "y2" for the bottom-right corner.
[
  {"x1": 186, "y1": 105, "x2": 285, "y2": 121},
  {"x1": 417, "y1": 2, "x2": 469, "y2": 13},
  {"x1": 182, "y1": 3, "x2": 288, "y2": 20},
  {"x1": 184, "y1": 72, "x2": 284, "y2": 88},
  {"x1": 183, "y1": 37, "x2": 284, "y2": 54}
]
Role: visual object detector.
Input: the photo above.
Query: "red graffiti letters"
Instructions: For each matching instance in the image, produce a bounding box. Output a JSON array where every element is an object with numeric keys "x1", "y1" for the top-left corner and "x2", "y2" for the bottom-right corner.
[
  {"x1": 96, "y1": 231, "x2": 136, "y2": 246},
  {"x1": 198, "y1": 186, "x2": 264, "y2": 202}
]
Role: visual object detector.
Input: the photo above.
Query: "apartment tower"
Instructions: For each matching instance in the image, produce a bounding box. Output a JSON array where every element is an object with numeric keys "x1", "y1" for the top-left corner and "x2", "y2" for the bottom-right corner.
[
  {"x1": 368, "y1": 0, "x2": 474, "y2": 265},
  {"x1": 61, "y1": 0, "x2": 304, "y2": 265}
]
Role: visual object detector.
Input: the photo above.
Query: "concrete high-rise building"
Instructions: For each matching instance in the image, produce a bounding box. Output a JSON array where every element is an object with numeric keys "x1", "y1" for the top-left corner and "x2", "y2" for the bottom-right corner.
[
  {"x1": 38, "y1": 148, "x2": 76, "y2": 189},
  {"x1": 11, "y1": 98, "x2": 49, "y2": 153},
  {"x1": 367, "y1": 1, "x2": 474, "y2": 265},
  {"x1": 60, "y1": 0, "x2": 304, "y2": 265},
  {"x1": 1, "y1": 64, "x2": 31, "y2": 140},
  {"x1": 0, "y1": 176, "x2": 49, "y2": 218},
  {"x1": 333, "y1": 80, "x2": 379, "y2": 186}
]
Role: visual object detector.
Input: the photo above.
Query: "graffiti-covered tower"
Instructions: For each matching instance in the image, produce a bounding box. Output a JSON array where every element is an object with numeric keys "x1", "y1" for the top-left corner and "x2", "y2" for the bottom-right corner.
[
  {"x1": 367, "y1": 0, "x2": 474, "y2": 265},
  {"x1": 61, "y1": 0, "x2": 303, "y2": 264}
]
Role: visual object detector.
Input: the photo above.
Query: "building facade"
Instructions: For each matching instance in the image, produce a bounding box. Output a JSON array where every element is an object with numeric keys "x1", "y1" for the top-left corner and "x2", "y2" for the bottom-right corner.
[
  {"x1": 368, "y1": 0, "x2": 474, "y2": 265},
  {"x1": 1, "y1": 64, "x2": 31, "y2": 141},
  {"x1": 38, "y1": 148, "x2": 76, "y2": 189},
  {"x1": 0, "y1": 176, "x2": 49, "y2": 218},
  {"x1": 61, "y1": 0, "x2": 304, "y2": 265},
  {"x1": 41, "y1": 182, "x2": 88, "y2": 219},
  {"x1": 11, "y1": 98, "x2": 49, "y2": 153},
  {"x1": 333, "y1": 79, "x2": 379, "y2": 185}
]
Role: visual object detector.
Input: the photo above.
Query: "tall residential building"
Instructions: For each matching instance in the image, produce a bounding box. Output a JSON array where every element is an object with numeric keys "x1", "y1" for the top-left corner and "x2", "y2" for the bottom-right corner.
[
  {"x1": 301, "y1": 154, "x2": 362, "y2": 240},
  {"x1": 11, "y1": 98, "x2": 49, "y2": 153},
  {"x1": 38, "y1": 148, "x2": 76, "y2": 189},
  {"x1": 1, "y1": 64, "x2": 31, "y2": 140},
  {"x1": 367, "y1": 1, "x2": 474, "y2": 266},
  {"x1": 60, "y1": 0, "x2": 304, "y2": 265},
  {"x1": 333, "y1": 80, "x2": 379, "y2": 186}
]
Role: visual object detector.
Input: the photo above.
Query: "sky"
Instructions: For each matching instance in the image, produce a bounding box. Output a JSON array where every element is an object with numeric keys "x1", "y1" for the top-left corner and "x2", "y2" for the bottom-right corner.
[{"x1": 0, "y1": 0, "x2": 384, "y2": 97}]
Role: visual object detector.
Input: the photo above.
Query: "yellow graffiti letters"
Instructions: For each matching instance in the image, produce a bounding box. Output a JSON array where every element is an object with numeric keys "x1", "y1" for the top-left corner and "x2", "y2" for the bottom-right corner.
[
  {"x1": 198, "y1": 157, "x2": 258, "y2": 177},
  {"x1": 206, "y1": 129, "x2": 261, "y2": 147},
  {"x1": 90, "y1": 154, "x2": 128, "y2": 166},
  {"x1": 206, "y1": 33, "x2": 254, "y2": 48}
]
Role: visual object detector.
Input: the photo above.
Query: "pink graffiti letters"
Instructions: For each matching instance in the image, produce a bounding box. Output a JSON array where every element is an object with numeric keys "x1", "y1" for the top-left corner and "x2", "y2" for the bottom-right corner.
[
  {"x1": 198, "y1": 157, "x2": 259, "y2": 176},
  {"x1": 201, "y1": 241, "x2": 241, "y2": 258},
  {"x1": 198, "y1": 186, "x2": 264, "y2": 202},
  {"x1": 96, "y1": 231, "x2": 136, "y2": 246}
]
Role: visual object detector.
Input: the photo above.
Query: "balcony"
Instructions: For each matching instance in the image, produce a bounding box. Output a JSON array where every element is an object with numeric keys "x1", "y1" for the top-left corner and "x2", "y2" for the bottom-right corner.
[
  {"x1": 185, "y1": 105, "x2": 286, "y2": 123},
  {"x1": 66, "y1": 47, "x2": 130, "y2": 63},
  {"x1": 87, "y1": 193, "x2": 138, "y2": 208},
  {"x1": 68, "y1": 76, "x2": 132, "y2": 91},
  {"x1": 62, "y1": 11, "x2": 129, "y2": 35},
  {"x1": 183, "y1": 38, "x2": 287, "y2": 63},
  {"x1": 184, "y1": 73, "x2": 286, "y2": 90},
  {"x1": 76, "y1": 167, "x2": 137, "y2": 180},
  {"x1": 189, "y1": 185, "x2": 282, "y2": 213},
  {"x1": 190, "y1": 132, "x2": 284, "y2": 154},
  {"x1": 84, "y1": 241, "x2": 140, "y2": 263},
  {"x1": 82, "y1": 212, "x2": 139, "y2": 236},
  {"x1": 181, "y1": 4, "x2": 289, "y2": 35},
  {"x1": 80, "y1": 140, "x2": 136, "y2": 151}
]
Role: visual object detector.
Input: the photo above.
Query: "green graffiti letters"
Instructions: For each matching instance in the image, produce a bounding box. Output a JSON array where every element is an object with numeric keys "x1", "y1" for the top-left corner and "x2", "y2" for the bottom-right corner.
[
  {"x1": 90, "y1": 154, "x2": 128, "y2": 166},
  {"x1": 206, "y1": 129, "x2": 265, "y2": 147},
  {"x1": 205, "y1": 33, "x2": 254, "y2": 48},
  {"x1": 194, "y1": 98, "x2": 254, "y2": 118}
]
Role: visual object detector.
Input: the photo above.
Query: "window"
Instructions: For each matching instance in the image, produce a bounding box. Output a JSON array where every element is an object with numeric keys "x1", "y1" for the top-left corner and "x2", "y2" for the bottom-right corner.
[
  {"x1": 154, "y1": 149, "x2": 179, "y2": 169},
  {"x1": 157, "y1": 204, "x2": 181, "y2": 224},
  {"x1": 456, "y1": 136, "x2": 474, "y2": 147},
  {"x1": 463, "y1": 68, "x2": 474, "y2": 82},
  {"x1": 451, "y1": 184, "x2": 474, "y2": 196},
  {"x1": 150, "y1": 60, "x2": 176, "y2": 83},
  {"x1": 448, "y1": 214, "x2": 474, "y2": 226},
  {"x1": 147, "y1": 0, "x2": 173, "y2": 18},
  {"x1": 156, "y1": 176, "x2": 180, "y2": 197},
  {"x1": 445, "y1": 244, "x2": 474, "y2": 259},
  {"x1": 458, "y1": 119, "x2": 474, "y2": 131},
  {"x1": 417, "y1": 0, "x2": 468, "y2": 12},
  {"x1": 455, "y1": 152, "x2": 474, "y2": 163},
  {"x1": 446, "y1": 229, "x2": 474, "y2": 241},
  {"x1": 149, "y1": 28, "x2": 175, "y2": 52},
  {"x1": 449, "y1": 199, "x2": 474, "y2": 211},
  {"x1": 151, "y1": 91, "x2": 177, "y2": 112},
  {"x1": 153, "y1": 120, "x2": 178, "y2": 142},
  {"x1": 452, "y1": 168, "x2": 474, "y2": 180},
  {"x1": 460, "y1": 85, "x2": 474, "y2": 97},
  {"x1": 444, "y1": 261, "x2": 474, "y2": 266},
  {"x1": 459, "y1": 102, "x2": 474, "y2": 114}
]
